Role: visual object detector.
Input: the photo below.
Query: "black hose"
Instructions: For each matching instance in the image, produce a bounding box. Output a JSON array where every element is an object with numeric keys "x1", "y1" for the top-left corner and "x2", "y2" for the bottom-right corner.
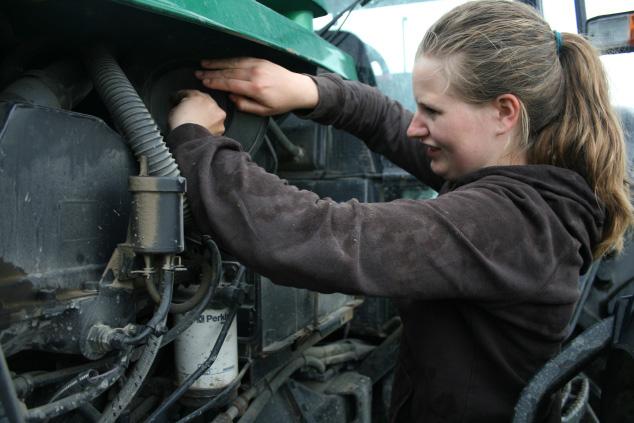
[
  {"x1": 160, "y1": 238, "x2": 222, "y2": 347},
  {"x1": 146, "y1": 306, "x2": 238, "y2": 422},
  {"x1": 512, "y1": 316, "x2": 615, "y2": 423},
  {"x1": 24, "y1": 354, "x2": 129, "y2": 422},
  {"x1": 84, "y1": 45, "x2": 190, "y2": 221},
  {"x1": 210, "y1": 332, "x2": 325, "y2": 423},
  {"x1": 176, "y1": 361, "x2": 252, "y2": 423},
  {"x1": 112, "y1": 268, "x2": 174, "y2": 347},
  {"x1": 13, "y1": 357, "x2": 117, "y2": 398},
  {"x1": 236, "y1": 356, "x2": 324, "y2": 423},
  {"x1": 145, "y1": 242, "x2": 222, "y2": 314},
  {"x1": 78, "y1": 404, "x2": 102, "y2": 422},
  {"x1": 47, "y1": 369, "x2": 98, "y2": 404},
  {"x1": 267, "y1": 118, "x2": 303, "y2": 159},
  {"x1": 99, "y1": 332, "x2": 164, "y2": 423},
  {"x1": 0, "y1": 344, "x2": 25, "y2": 423}
]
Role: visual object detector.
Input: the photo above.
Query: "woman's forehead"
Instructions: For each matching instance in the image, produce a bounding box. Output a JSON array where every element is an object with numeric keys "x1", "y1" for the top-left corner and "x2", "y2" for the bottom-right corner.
[{"x1": 412, "y1": 56, "x2": 453, "y2": 98}]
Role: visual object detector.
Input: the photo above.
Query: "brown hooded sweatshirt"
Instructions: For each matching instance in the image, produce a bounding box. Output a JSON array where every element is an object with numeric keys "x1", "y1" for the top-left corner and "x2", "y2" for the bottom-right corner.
[{"x1": 165, "y1": 74, "x2": 604, "y2": 422}]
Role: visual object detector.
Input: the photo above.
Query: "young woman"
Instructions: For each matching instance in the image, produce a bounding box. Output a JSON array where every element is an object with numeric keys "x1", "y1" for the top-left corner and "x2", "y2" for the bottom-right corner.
[{"x1": 166, "y1": 1, "x2": 632, "y2": 421}]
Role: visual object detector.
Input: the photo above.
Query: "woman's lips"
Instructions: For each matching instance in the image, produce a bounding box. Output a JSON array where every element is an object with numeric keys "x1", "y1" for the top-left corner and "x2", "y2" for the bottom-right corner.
[{"x1": 425, "y1": 144, "x2": 442, "y2": 157}]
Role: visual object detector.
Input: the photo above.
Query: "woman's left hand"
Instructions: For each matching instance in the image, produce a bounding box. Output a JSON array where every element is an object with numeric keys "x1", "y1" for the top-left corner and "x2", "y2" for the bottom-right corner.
[{"x1": 168, "y1": 89, "x2": 227, "y2": 135}]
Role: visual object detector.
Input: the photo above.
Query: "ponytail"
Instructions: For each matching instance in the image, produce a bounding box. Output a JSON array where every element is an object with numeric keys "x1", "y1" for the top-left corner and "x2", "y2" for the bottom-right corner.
[{"x1": 529, "y1": 33, "x2": 633, "y2": 256}]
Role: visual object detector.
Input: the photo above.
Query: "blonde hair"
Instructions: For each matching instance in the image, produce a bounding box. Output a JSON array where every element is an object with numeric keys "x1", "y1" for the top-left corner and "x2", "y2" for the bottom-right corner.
[{"x1": 417, "y1": 0, "x2": 633, "y2": 257}]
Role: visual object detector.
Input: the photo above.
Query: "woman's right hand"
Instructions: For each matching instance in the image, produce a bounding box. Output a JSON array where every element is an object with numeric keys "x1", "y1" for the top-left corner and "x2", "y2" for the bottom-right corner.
[{"x1": 195, "y1": 58, "x2": 319, "y2": 116}]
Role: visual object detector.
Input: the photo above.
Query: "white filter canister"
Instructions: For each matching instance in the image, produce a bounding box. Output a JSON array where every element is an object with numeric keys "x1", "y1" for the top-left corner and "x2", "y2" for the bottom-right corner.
[{"x1": 174, "y1": 307, "x2": 238, "y2": 391}]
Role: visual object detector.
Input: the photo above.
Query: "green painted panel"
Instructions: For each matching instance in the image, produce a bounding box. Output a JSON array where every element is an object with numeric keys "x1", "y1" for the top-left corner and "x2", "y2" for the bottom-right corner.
[
  {"x1": 257, "y1": 0, "x2": 327, "y2": 17},
  {"x1": 112, "y1": 0, "x2": 357, "y2": 80}
]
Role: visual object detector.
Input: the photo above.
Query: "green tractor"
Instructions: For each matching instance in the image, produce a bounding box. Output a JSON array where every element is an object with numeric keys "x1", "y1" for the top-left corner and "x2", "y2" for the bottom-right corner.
[{"x1": 0, "y1": 0, "x2": 632, "y2": 422}]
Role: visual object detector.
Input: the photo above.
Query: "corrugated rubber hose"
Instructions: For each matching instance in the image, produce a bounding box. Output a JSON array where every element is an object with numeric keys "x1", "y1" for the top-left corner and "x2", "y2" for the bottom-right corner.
[{"x1": 84, "y1": 45, "x2": 191, "y2": 222}]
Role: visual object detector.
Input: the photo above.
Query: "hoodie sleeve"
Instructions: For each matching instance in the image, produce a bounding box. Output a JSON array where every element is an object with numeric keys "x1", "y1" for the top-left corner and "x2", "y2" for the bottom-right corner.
[
  {"x1": 297, "y1": 73, "x2": 445, "y2": 191},
  {"x1": 165, "y1": 124, "x2": 580, "y2": 305}
]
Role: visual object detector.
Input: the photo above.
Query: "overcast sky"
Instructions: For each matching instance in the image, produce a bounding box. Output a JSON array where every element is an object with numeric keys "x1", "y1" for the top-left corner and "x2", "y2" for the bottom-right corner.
[{"x1": 315, "y1": 0, "x2": 633, "y2": 108}]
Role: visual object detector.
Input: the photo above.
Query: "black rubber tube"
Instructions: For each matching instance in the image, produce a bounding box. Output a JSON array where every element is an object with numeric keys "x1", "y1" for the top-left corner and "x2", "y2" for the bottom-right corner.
[
  {"x1": 237, "y1": 356, "x2": 325, "y2": 423},
  {"x1": 84, "y1": 45, "x2": 190, "y2": 221},
  {"x1": 176, "y1": 361, "x2": 251, "y2": 423},
  {"x1": 146, "y1": 306, "x2": 238, "y2": 422},
  {"x1": 13, "y1": 357, "x2": 117, "y2": 398},
  {"x1": 267, "y1": 118, "x2": 303, "y2": 158},
  {"x1": 99, "y1": 333, "x2": 164, "y2": 423},
  {"x1": 145, "y1": 260, "x2": 211, "y2": 314},
  {"x1": 160, "y1": 238, "x2": 222, "y2": 347},
  {"x1": 24, "y1": 356, "x2": 128, "y2": 422},
  {"x1": 0, "y1": 345, "x2": 25, "y2": 423},
  {"x1": 113, "y1": 268, "x2": 174, "y2": 347},
  {"x1": 512, "y1": 316, "x2": 614, "y2": 423}
]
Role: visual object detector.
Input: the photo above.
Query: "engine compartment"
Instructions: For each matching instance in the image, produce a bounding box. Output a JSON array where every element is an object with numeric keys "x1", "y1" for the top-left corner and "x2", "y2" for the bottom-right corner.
[{"x1": 0, "y1": 1, "x2": 403, "y2": 421}]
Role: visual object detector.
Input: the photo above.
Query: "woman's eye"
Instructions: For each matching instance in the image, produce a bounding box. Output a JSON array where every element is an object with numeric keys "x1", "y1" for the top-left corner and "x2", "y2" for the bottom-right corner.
[{"x1": 420, "y1": 105, "x2": 439, "y2": 116}]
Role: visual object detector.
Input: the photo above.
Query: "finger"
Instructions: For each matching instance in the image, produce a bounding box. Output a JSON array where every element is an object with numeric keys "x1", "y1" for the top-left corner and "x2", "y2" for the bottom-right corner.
[
  {"x1": 202, "y1": 77, "x2": 257, "y2": 97},
  {"x1": 195, "y1": 68, "x2": 252, "y2": 82},
  {"x1": 229, "y1": 94, "x2": 273, "y2": 116},
  {"x1": 200, "y1": 57, "x2": 261, "y2": 70},
  {"x1": 171, "y1": 89, "x2": 204, "y2": 104}
]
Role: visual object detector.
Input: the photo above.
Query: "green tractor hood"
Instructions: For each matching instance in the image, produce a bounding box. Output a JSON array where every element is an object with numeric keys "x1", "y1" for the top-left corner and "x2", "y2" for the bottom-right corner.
[{"x1": 114, "y1": 0, "x2": 357, "y2": 80}]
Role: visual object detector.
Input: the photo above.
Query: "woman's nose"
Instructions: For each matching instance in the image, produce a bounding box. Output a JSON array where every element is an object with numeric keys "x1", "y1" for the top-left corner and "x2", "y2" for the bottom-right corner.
[{"x1": 406, "y1": 113, "x2": 429, "y2": 139}]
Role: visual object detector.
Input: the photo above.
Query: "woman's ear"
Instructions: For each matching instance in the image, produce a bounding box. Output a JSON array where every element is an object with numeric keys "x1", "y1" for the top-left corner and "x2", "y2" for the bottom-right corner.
[{"x1": 492, "y1": 93, "x2": 521, "y2": 136}]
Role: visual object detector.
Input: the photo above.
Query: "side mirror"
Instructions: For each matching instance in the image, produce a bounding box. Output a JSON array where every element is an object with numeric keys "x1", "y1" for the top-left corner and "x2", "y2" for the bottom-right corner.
[{"x1": 587, "y1": 11, "x2": 634, "y2": 54}]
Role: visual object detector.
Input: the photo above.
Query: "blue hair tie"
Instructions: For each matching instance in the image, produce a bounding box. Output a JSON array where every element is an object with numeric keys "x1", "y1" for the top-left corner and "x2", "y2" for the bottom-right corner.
[{"x1": 554, "y1": 30, "x2": 562, "y2": 55}]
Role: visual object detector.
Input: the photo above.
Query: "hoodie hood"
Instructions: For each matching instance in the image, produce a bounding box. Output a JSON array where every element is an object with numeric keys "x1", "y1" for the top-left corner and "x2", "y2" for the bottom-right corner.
[{"x1": 444, "y1": 165, "x2": 605, "y2": 273}]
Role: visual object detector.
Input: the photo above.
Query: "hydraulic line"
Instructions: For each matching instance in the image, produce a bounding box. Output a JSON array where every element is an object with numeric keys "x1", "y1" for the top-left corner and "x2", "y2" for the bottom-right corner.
[
  {"x1": 210, "y1": 332, "x2": 325, "y2": 423},
  {"x1": 147, "y1": 306, "x2": 238, "y2": 422},
  {"x1": 111, "y1": 262, "x2": 174, "y2": 348},
  {"x1": 13, "y1": 357, "x2": 117, "y2": 398},
  {"x1": 84, "y1": 45, "x2": 191, "y2": 221},
  {"x1": 24, "y1": 354, "x2": 129, "y2": 422},
  {"x1": 99, "y1": 332, "x2": 164, "y2": 423},
  {"x1": 231, "y1": 356, "x2": 325, "y2": 423},
  {"x1": 267, "y1": 118, "x2": 303, "y2": 159},
  {"x1": 176, "y1": 361, "x2": 252, "y2": 423},
  {"x1": 47, "y1": 369, "x2": 98, "y2": 404},
  {"x1": 0, "y1": 344, "x2": 25, "y2": 423},
  {"x1": 144, "y1": 244, "x2": 216, "y2": 314},
  {"x1": 160, "y1": 238, "x2": 222, "y2": 347}
]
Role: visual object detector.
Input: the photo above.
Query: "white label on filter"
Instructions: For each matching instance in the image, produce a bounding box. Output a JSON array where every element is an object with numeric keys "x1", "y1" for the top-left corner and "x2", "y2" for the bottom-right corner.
[{"x1": 174, "y1": 308, "x2": 238, "y2": 390}]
